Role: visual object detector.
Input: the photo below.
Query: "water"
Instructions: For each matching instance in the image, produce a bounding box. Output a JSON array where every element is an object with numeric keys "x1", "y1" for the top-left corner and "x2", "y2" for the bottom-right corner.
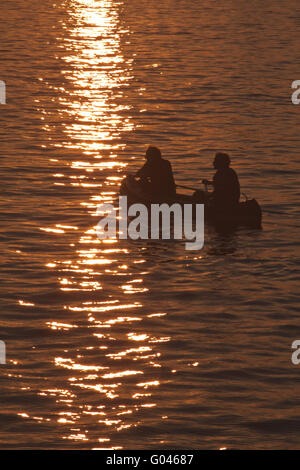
[{"x1": 1, "y1": 0, "x2": 300, "y2": 449}]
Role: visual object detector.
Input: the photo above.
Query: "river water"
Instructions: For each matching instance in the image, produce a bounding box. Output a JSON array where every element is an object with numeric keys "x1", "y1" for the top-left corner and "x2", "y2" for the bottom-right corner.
[{"x1": 1, "y1": 0, "x2": 300, "y2": 449}]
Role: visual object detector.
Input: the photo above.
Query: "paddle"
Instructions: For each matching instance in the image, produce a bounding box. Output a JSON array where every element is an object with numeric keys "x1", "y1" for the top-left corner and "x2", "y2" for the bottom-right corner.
[
  {"x1": 176, "y1": 183, "x2": 198, "y2": 191},
  {"x1": 176, "y1": 181, "x2": 213, "y2": 191}
]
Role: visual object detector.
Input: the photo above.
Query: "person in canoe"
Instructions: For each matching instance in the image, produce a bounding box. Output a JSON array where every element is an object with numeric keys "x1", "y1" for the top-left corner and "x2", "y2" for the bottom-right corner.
[
  {"x1": 135, "y1": 146, "x2": 176, "y2": 199},
  {"x1": 201, "y1": 152, "x2": 240, "y2": 211}
]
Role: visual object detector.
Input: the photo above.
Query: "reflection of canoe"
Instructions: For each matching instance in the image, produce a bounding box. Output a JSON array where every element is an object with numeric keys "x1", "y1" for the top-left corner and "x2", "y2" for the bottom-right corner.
[{"x1": 120, "y1": 176, "x2": 262, "y2": 229}]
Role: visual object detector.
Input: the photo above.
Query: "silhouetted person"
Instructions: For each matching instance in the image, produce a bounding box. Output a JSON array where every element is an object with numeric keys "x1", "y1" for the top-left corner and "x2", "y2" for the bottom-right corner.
[
  {"x1": 203, "y1": 153, "x2": 240, "y2": 211},
  {"x1": 135, "y1": 146, "x2": 176, "y2": 199}
]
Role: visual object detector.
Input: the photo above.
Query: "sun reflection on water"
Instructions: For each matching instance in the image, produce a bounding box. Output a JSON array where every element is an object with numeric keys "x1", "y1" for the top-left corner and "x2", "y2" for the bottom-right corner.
[
  {"x1": 59, "y1": 0, "x2": 134, "y2": 157},
  {"x1": 36, "y1": 0, "x2": 165, "y2": 447}
]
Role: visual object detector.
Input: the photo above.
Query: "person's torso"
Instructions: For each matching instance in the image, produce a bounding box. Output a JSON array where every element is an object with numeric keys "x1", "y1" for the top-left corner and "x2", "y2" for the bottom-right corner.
[
  {"x1": 148, "y1": 158, "x2": 175, "y2": 195},
  {"x1": 213, "y1": 167, "x2": 240, "y2": 205}
]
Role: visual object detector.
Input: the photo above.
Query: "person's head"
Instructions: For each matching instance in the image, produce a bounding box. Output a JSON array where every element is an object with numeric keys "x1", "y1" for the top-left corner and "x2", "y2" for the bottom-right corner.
[
  {"x1": 213, "y1": 152, "x2": 231, "y2": 170},
  {"x1": 145, "y1": 146, "x2": 162, "y2": 162}
]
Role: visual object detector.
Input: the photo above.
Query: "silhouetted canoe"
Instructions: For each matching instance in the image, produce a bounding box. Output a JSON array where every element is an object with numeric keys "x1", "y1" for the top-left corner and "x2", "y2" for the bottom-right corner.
[{"x1": 120, "y1": 176, "x2": 262, "y2": 229}]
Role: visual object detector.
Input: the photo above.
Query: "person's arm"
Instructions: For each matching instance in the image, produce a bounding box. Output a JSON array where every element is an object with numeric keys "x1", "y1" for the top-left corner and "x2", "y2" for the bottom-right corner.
[
  {"x1": 167, "y1": 161, "x2": 176, "y2": 189},
  {"x1": 202, "y1": 179, "x2": 213, "y2": 185},
  {"x1": 136, "y1": 161, "x2": 149, "y2": 179}
]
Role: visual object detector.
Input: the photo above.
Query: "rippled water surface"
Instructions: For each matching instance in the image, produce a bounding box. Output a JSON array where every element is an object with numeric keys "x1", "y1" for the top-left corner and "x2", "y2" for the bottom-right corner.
[{"x1": 1, "y1": 0, "x2": 300, "y2": 449}]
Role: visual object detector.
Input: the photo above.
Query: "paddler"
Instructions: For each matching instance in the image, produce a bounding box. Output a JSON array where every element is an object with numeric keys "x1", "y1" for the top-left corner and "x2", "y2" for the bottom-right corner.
[
  {"x1": 135, "y1": 146, "x2": 176, "y2": 199},
  {"x1": 202, "y1": 152, "x2": 240, "y2": 211}
]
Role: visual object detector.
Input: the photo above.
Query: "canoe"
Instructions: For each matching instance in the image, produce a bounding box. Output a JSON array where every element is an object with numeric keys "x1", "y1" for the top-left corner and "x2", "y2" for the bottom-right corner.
[{"x1": 119, "y1": 176, "x2": 262, "y2": 229}]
